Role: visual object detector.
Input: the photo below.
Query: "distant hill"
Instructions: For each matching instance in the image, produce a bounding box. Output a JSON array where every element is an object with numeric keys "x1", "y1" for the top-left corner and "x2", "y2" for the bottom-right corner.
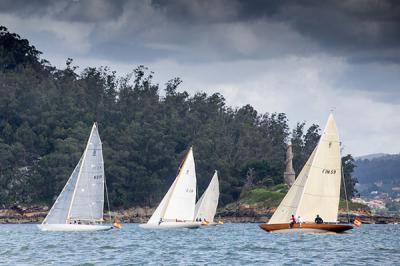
[
  {"x1": 355, "y1": 153, "x2": 389, "y2": 160},
  {"x1": 354, "y1": 154, "x2": 400, "y2": 198}
]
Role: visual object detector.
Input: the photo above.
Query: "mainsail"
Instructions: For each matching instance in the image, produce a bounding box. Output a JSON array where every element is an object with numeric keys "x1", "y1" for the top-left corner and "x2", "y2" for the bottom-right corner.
[
  {"x1": 194, "y1": 171, "x2": 219, "y2": 222},
  {"x1": 43, "y1": 123, "x2": 105, "y2": 224},
  {"x1": 147, "y1": 147, "x2": 197, "y2": 223},
  {"x1": 269, "y1": 114, "x2": 342, "y2": 224}
]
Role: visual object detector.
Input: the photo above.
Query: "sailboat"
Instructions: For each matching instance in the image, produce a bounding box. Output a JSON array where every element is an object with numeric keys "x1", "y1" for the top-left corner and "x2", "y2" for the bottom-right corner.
[
  {"x1": 139, "y1": 147, "x2": 201, "y2": 229},
  {"x1": 38, "y1": 123, "x2": 113, "y2": 231},
  {"x1": 195, "y1": 171, "x2": 220, "y2": 226},
  {"x1": 259, "y1": 114, "x2": 353, "y2": 233}
]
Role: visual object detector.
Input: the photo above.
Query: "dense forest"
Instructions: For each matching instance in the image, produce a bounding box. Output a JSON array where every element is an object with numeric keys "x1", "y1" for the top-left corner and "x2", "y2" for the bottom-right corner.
[{"x1": 0, "y1": 26, "x2": 357, "y2": 209}]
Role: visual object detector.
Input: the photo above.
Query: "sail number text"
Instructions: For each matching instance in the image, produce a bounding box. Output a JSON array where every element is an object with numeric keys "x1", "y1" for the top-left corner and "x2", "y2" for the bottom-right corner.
[{"x1": 322, "y1": 169, "x2": 336, "y2": 174}]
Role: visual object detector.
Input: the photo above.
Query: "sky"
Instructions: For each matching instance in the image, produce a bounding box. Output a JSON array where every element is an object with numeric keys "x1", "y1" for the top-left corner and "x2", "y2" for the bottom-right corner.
[{"x1": 1, "y1": 0, "x2": 399, "y2": 156}]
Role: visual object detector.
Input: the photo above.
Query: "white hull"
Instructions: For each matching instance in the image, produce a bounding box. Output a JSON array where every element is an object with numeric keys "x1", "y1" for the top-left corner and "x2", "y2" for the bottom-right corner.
[
  {"x1": 139, "y1": 222, "x2": 201, "y2": 229},
  {"x1": 38, "y1": 224, "x2": 113, "y2": 232}
]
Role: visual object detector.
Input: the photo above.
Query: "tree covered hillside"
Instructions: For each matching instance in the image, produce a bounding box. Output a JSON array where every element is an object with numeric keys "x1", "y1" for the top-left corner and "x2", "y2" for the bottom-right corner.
[{"x1": 0, "y1": 26, "x2": 357, "y2": 209}]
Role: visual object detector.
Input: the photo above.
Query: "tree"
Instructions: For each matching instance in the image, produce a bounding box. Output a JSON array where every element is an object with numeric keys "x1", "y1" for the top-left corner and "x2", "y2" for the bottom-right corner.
[
  {"x1": 291, "y1": 123, "x2": 320, "y2": 174},
  {"x1": 341, "y1": 154, "x2": 358, "y2": 199},
  {"x1": 0, "y1": 26, "x2": 43, "y2": 71},
  {"x1": 0, "y1": 26, "x2": 359, "y2": 209}
]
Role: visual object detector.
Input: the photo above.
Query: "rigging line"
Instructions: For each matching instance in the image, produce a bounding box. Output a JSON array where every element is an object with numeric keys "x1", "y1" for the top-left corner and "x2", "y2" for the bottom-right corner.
[
  {"x1": 196, "y1": 179, "x2": 199, "y2": 202},
  {"x1": 341, "y1": 164, "x2": 350, "y2": 224},
  {"x1": 104, "y1": 173, "x2": 112, "y2": 224}
]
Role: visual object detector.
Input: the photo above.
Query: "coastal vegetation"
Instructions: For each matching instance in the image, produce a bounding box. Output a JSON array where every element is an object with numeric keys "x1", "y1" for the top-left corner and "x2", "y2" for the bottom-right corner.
[
  {"x1": 0, "y1": 26, "x2": 358, "y2": 210},
  {"x1": 238, "y1": 185, "x2": 287, "y2": 208},
  {"x1": 222, "y1": 184, "x2": 369, "y2": 215}
]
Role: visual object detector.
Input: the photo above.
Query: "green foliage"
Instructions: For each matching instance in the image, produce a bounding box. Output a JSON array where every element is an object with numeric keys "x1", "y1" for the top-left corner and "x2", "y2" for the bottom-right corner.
[
  {"x1": 0, "y1": 26, "x2": 47, "y2": 72},
  {"x1": 0, "y1": 26, "x2": 358, "y2": 209},
  {"x1": 291, "y1": 122, "x2": 320, "y2": 173},
  {"x1": 239, "y1": 187, "x2": 286, "y2": 208},
  {"x1": 341, "y1": 154, "x2": 358, "y2": 199}
]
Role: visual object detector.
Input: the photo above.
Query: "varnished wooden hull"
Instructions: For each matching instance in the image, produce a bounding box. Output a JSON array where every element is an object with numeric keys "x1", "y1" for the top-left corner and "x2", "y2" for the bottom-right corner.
[{"x1": 259, "y1": 223, "x2": 353, "y2": 233}]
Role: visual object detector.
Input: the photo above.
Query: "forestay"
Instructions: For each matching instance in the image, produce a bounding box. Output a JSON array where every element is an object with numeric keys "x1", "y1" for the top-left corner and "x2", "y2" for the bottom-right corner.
[
  {"x1": 269, "y1": 114, "x2": 342, "y2": 224},
  {"x1": 195, "y1": 171, "x2": 219, "y2": 222}
]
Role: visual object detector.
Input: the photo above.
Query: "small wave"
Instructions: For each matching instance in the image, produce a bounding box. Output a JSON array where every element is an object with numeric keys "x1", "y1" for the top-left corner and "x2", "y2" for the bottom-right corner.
[
  {"x1": 19, "y1": 245, "x2": 29, "y2": 251},
  {"x1": 100, "y1": 245, "x2": 118, "y2": 250}
]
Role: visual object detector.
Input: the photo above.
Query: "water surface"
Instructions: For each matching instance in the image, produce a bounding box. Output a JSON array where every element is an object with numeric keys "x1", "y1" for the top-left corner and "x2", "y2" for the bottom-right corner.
[{"x1": 1, "y1": 224, "x2": 398, "y2": 265}]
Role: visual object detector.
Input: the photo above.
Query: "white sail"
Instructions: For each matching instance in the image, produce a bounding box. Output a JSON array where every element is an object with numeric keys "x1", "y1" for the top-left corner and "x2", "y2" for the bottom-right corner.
[
  {"x1": 147, "y1": 178, "x2": 177, "y2": 224},
  {"x1": 194, "y1": 171, "x2": 219, "y2": 222},
  {"x1": 296, "y1": 114, "x2": 341, "y2": 222},
  {"x1": 42, "y1": 157, "x2": 82, "y2": 224},
  {"x1": 146, "y1": 147, "x2": 197, "y2": 224},
  {"x1": 162, "y1": 147, "x2": 197, "y2": 221},
  {"x1": 269, "y1": 113, "x2": 342, "y2": 224},
  {"x1": 268, "y1": 148, "x2": 317, "y2": 224},
  {"x1": 68, "y1": 123, "x2": 105, "y2": 222}
]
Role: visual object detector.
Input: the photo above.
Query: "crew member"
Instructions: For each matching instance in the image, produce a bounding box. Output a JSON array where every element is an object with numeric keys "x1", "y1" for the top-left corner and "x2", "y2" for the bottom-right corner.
[
  {"x1": 290, "y1": 214, "x2": 296, "y2": 228},
  {"x1": 315, "y1": 214, "x2": 323, "y2": 224},
  {"x1": 297, "y1": 216, "x2": 302, "y2": 227}
]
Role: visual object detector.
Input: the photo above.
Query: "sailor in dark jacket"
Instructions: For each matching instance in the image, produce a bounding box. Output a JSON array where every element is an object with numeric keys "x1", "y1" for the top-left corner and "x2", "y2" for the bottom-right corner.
[{"x1": 315, "y1": 214, "x2": 324, "y2": 224}]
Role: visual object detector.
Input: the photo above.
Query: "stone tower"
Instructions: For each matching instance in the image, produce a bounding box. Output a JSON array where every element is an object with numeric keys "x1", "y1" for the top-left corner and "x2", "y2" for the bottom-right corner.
[{"x1": 284, "y1": 142, "x2": 296, "y2": 187}]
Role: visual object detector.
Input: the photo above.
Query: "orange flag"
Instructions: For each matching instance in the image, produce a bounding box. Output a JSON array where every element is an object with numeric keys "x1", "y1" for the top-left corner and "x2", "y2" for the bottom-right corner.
[{"x1": 353, "y1": 217, "x2": 362, "y2": 227}]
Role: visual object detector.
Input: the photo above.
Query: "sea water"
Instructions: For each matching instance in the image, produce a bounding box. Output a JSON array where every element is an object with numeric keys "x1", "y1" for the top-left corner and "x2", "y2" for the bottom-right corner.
[{"x1": 0, "y1": 224, "x2": 399, "y2": 265}]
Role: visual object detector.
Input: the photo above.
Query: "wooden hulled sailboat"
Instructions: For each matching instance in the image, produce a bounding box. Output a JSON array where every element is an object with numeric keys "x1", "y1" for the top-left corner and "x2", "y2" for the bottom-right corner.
[
  {"x1": 195, "y1": 171, "x2": 219, "y2": 226},
  {"x1": 259, "y1": 114, "x2": 353, "y2": 233},
  {"x1": 139, "y1": 147, "x2": 201, "y2": 229},
  {"x1": 38, "y1": 123, "x2": 112, "y2": 232}
]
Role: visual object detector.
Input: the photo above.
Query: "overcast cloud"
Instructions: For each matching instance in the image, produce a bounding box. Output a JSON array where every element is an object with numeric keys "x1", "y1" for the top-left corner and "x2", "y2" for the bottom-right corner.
[{"x1": 1, "y1": 0, "x2": 399, "y2": 156}]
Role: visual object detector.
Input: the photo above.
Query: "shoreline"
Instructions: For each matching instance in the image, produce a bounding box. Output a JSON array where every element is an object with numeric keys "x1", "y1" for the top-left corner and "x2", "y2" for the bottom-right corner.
[{"x1": 1, "y1": 206, "x2": 399, "y2": 224}]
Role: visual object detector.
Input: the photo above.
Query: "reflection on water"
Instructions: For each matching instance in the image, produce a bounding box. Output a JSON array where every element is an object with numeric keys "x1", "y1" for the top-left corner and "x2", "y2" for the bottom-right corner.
[{"x1": 0, "y1": 224, "x2": 399, "y2": 265}]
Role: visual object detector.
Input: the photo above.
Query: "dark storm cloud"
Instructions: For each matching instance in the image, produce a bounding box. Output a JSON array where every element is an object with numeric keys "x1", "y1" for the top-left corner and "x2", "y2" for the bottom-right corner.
[
  {"x1": 59, "y1": 0, "x2": 126, "y2": 22},
  {"x1": 151, "y1": 0, "x2": 284, "y2": 23},
  {"x1": 149, "y1": 0, "x2": 400, "y2": 62},
  {"x1": 1, "y1": 0, "x2": 400, "y2": 63},
  {"x1": 0, "y1": 0, "x2": 55, "y2": 17},
  {"x1": 278, "y1": 1, "x2": 400, "y2": 62},
  {"x1": 0, "y1": 0, "x2": 127, "y2": 22},
  {"x1": 1, "y1": 0, "x2": 399, "y2": 153}
]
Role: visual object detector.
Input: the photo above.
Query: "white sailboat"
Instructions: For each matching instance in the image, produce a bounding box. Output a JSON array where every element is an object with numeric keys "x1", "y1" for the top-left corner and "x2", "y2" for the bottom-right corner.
[
  {"x1": 38, "y1": 123, "x2": 112, "y2": 231},
  {"x1": 139, "y1": 147, "x2": 201, "y2": 229},
  {"x1": 195, "y1": 171, "x2": 219, "y2": 226},
  {"x1": 259, "y1": 114, "x2": 353, "y2": 233}
]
